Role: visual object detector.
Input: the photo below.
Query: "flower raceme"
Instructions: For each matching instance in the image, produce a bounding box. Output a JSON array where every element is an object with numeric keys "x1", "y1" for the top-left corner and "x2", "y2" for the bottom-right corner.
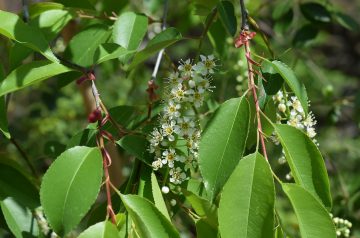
[{"x1": 148, "y1": 55, "x2": 217, "y2": 185}]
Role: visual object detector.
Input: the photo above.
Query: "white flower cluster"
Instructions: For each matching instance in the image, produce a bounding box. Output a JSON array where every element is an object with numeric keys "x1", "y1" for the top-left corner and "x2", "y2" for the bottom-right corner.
[
  {"x1": 273, "y1": 91, "x2": 318, "y2": 145},
  {"x1": 331, "y1": 214, "x2": 352, "y2": 237},
  {"x1": 34, "y1": 207, "x2": 58, "y2": 237},
  {"x1": 149, "y1": 55, "x2": 217, "y2": 185}
]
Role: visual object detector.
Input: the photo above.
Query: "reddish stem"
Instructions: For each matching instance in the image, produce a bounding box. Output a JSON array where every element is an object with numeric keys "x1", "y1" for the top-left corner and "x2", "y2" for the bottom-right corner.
[{"x1": 244, "y1": 40, "x2": 269, "y2": 161}]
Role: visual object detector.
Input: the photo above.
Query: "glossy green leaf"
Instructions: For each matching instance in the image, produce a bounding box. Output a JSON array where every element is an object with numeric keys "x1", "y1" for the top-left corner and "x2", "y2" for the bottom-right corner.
[
  {"x1": 117, "y1": 135, "x2": 152, "y2": 165},
  {"x1": 261, "y1": 61, "x2": 284, "y2": 95},
  {"x1": 0, "y1": 60, "x2": 72, "y2": 97},
  {"x1": 282, "y1": 183, "x2": 336, "y2": 238},
  {"x1": 128, "y1": 27, "x2": 182, "y2": 70},
  {"x1": 217, "y1": 1, "x2": 237, "y2": 36},
  {"x1": 95, "y1": 43, "x2": 134, "y2": 65},
  {"x1": 199, "y1": 96, "x2": 250, "y2": 201},
  {"x1": 78, "y1": 221, "x2": 120, "y2": 238},
  {"x1": 151, "y1": 173, "x2": 170, "y2": 221},
  {"x1": 0, "y1": 198, "x2": 39, "y2": 238},
  {"x1": 218, "y1": 153, "x2": 275, "y2": 238},
  {"x1": 192, "y1": 0, "x2": 218, "y2": 16},
  {"x1": 9, "y1": 43, "x2": 33, "y2": 70},
  {"x1": 208, "y1": 19, "x2": 227, "y2": 57},
  {"x1": 40, "y1": 146, "x2": 103, "y2": 236},
  {"x1": 119, "y1": 194, "x2": 180, "y2": 238},
  {"x1": 30, "y1": 9, "x2": 74, "y2": 41},
  {"x1": 300, "y1": 2, "x2": 331, "y2": 23},
  {"x1": 65, "y1": 24, "x2": 111, "y2": 67},
  {"x1": 274, "y1": 124, "x2": 332, "y2": 209},
  {"x1": 267, "y1": 60, "x2": 308, "y2": 115},
  {"x1": 112, "y1": 12, "x2": 148, "y2": 51},
  {"x1": 0, "y1": 10, "x2": 58, "y2": 62}
]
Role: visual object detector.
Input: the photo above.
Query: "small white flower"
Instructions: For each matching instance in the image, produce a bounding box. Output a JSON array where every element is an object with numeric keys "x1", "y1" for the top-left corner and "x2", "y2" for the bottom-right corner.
[
  {"x1": 169, "y1": 167, "x2": 187, "y2": 184},
  {"x1": 167, "y1": 72, "x2": 182, "y2": 85},
  {"x1": 149, "y1": 128, "x2": 163, "y2": 147},
  {"x1": 178, "y1": 59, "x2": 194, "y2": 77},
  {"x1": 291, "y1": 96, "x2": 304, "y2": 114},
  {"x1": 170, "y1": 84, "x2": 186, "y2": 102},
  {"x1": 278, "y1": 103, "x2": 286, "y2": 113},
  {"x1": 194, "y1": 55, "x2": 217, "y2": 75},
  {"x1": 177, "y1": 117, "x2": 196, "y2": 136},
  {"x1": 152, "y1": 158, "x2": 163, "y2": 170},
  {"x1": 306, "y1": 127, "x2": 317, "y2": 138},
  {"x1": 162, "y1": 149, "x2": 177, "y2": 168},
  {"x1": 162, "y1": 120, "x2": 180, "y2": 141},
  {"x1": 164, "y1": 100, "x2": 181, "y2": 119},
  {"x1": 161, "y1": 186, "x2": 170, "y2": 194},
  {"x1": 189, "y1": 89, "x2": 204, "y2": 108}
]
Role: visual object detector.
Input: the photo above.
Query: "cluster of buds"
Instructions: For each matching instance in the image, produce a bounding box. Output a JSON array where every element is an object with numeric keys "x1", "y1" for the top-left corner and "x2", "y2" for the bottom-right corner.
[
  {"x1": 331, "y1": 214, "x2": 352, "y2": 237},
  {"x1": 34, "y1": 207, "x2": 58, "y2": 237},
  {"x1": 149, "y1": 55, "x2": 217, "y2": 184},
  {"x1": 273, "y1": 91, "x2": 318, "y2": 145}
]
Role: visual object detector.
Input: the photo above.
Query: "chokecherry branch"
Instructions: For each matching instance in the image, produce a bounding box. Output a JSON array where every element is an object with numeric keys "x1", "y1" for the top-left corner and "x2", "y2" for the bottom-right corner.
[{"x1": 237, "y1": 0, "x2": 269, "y2": 161}]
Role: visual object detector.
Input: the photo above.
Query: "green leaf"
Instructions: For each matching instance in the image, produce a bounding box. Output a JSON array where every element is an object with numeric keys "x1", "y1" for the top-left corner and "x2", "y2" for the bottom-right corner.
[
  {"x1": 300, "y1": 2, "x2": 331, "y2": 23},
  {"x1": 78, "y1": 221, "x2": 120, "y2": 238},
  {"x1": 0, "y1": 198, "x2": 39, "y2": 238},
  {"x1": 128, "y1": 27, "x2": 182, "y2": 70},
  {"x1": 199, "y1": 96, "x2": 250, "y2": 201},
  {"x1": 30, "y1": 9, "x2": 74, "y2": 41},
  {"x1": 183, "y1": 189, "x2": 217, "y2": 228},
  {"x1": 151, "y1": 173, "x2": 170, "y2": 221},
  {"x1": 192, "y1": 0, "x2": 218, "y2": 16},
  {"x1": 217, "y1": 1, "x2": 237, "y2": 36},
  {"x1": 119, "y1": 194, "x2": 180, "y2": 238},
  {"x1": 282, "y1": 183, "x2": 336, "y2": 238},
  {"x1": 292, "y1": 24, "x2": 319, "y2": 47},
  {"x1": 29, "y1": 2, "x2": 64, "y2": 18},
  {"x1": 9, "y1": 43, "x2": 33, "y2": 70},
  {"x1": 0, "y1": 60, "x2": 72, "y2": 97},
  {"x1": 274, "y1": 124, "x2": 332, "y2": 209},
  {"x1": 65, "y1": 24, "x2": 111, "y2": 67},
  {"x1": 208, "y1": 19, "x2": 227, "y2": 57},
  {"x1": 267, "y1": 60, "x2": 308, "y2": 115},
  {"x1": 40, "y1": 146, "x2": 103, "y2": 236},
  {"x1": 261, "y1": 61, "x2": 284, "y2": 95},
  {"x1": 117, "y1": 135, "x2": 152, "y2": 165},
  {"x1": 218, "y1": 153, "x2": 275, "y2": 238},
  {"x1": 94, "y1": 43, "x2": 134, "y2": 65},
  {"x1": 0, "y1": 159, "x2": 40, "y2": 209},
  {"x1": 0, "y1": 67, "x2": 9, "y2": 139},
  {"x1": 333, "y1": 12, "x2": 360, "y2": 32},
  {"x1": 112, "y1": 12, "x2": 148, "y2": 51},
  {"x1": 196, "y1": 218, "x2": 218, "y2": 238},
  {"x1": 0, "y1": 10, "x2": 58, "y2": 62}
]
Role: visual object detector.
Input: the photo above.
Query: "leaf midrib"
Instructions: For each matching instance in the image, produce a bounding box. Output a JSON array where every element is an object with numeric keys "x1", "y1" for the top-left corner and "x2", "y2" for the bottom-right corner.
[{"x1": 60, "y1": 149, "x2": 94, "y2": 228}]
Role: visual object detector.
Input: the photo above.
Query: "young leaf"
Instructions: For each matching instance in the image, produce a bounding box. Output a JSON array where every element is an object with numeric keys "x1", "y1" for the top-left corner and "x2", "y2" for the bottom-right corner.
[
  {"x1": 94, "y1": 43, "x2": 134, "y2": 65},
  {"x1": 40, "y1": 146, "x2": 103, "y2": 236},
  {"x1": 30, "y1": 9, "x2": 74, "y2": 41},
  {"x1": 300, "y1": 2, "x2": 331, "y2": 23},
  {"x1": 112, "y1": 12, "x2": 148, "y2": 51},
  {"x1": 119, "y1": 194, "x2": 180, "y2": 238},
  {"x1": 0, "y1": 60, "x2": 72, "y2": 97},
  {"x1": 64, "y1": 24, "x2": 111, "y2": 67},
  {"x1": 217, "y1": 1, "x2": 237, "y2": 36},
  {"x1": 151, "y1": 173, "x2": 171, "y2": 221},
  {"x1": 199, "y1": 96, "x2": 250, "y2": 201},
  {"x1": 0, "y1": 198, "x2": 39, "y2": 238},
  {"x1": 274, "y1": 124, "x2": 332, "y2": 209},
  {"x1": 292, "y1": 24, "x2": 319, "y2": 47},
  {"x1": 128, "y1": 27, "x2": 182, "y2": 70},
  {"x1": 333, "y1": 12, "x2": 360, "y2": 32},
  {"x1": 218, "y1": 153, "x2": 275, "y2": 238},
  {"x1": 267, "y1": 60, "x2": 308, "y2": 115},
  {"x1": 78, "y1": 221, "x2": 120, "y2": 238},
  {"x1": 282, "y1": 183, "x2": 336, "y2": 238},
  {"x1": 0, "y1": 10, "x2": 58, "y2": 62}
]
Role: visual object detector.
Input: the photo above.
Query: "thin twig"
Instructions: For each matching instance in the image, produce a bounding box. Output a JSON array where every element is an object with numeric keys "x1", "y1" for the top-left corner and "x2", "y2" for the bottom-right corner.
[{"x1": 10, "y1": 138, "x2": 39, "y2": 179}]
